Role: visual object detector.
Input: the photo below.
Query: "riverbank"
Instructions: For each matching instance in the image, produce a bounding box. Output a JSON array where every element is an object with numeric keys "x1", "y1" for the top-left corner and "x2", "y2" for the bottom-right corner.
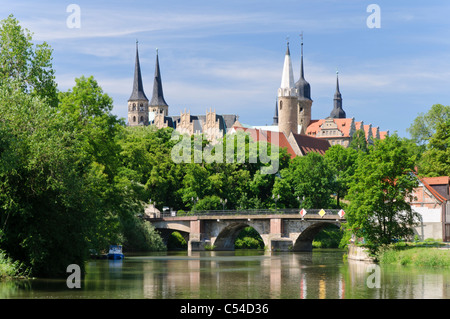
[
  {"x1": 0, "y1": 250, "x2": 24, "y2": 280},
  {"x1": 378, "y1": 246, "x2": 450, "y2": 267}
]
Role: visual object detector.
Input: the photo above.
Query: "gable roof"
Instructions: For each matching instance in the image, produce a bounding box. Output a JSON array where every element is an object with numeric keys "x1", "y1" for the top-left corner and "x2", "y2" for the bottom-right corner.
[
  {"x1": 290, "y1": 133, "x2": 330, "y2": 155},
  {"x1": 230, "y1": 126, "x2": 297, "y2": 158},
  {"x1": 418, "y1": 175, "x2": 448, "y2": 203},
  {"x1": 306, "y1": 118, "x2": 354, "y2": 138}
]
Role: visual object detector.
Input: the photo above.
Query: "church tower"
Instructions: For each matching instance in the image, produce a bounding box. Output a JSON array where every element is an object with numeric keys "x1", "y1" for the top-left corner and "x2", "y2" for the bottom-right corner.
[
  {"x1": 329, "y1": 71, "x2": 346, "y2": 119},
  {"x1": 128, "y1": 41, "x2": 149, "y2": 126},
  {"x1": 295, "y1": 36, "x2": 313, "y2": 134},
  {"x1": 277, "y1": 41, "x2": 298, "y2": 137},
  {"x1": 149, "y1": 49, "x2": 169, "y2": 117}
]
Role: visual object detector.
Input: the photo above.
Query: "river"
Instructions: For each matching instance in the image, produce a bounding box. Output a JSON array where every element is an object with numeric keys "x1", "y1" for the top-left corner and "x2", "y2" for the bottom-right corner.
[{"x1": 0, "y1": 249, "x2": 448, "y2": 299}]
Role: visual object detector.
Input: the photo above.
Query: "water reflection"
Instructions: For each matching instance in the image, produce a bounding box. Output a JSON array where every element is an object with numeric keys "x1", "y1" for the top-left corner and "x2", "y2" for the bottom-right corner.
[{"x1": 0, "y1": 249, "x2": 448, "y2": 299}]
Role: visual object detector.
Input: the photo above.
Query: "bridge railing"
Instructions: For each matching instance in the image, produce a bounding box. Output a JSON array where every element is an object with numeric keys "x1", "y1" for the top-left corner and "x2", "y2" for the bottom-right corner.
[{"x1": 157, "y1": 208, "x2": 344, "y2": 218}]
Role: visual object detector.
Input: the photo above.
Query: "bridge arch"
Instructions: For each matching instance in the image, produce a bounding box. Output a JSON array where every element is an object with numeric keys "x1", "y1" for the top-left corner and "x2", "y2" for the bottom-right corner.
[
  {"x1": 154, "y1": 222, "x2": 191, "y2": 249},
  {"x1": 213, "y1": 222, "x2": 266, "y2": 251},
  {"x1": 292, "y1": 221, "x2": 341, "y2": 251}
]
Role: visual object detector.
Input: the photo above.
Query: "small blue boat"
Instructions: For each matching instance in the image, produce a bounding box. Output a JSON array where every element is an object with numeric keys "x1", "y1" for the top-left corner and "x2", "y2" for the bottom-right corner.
[{"x1": 107, "y1": 245, "x2": 124, "y2": 260}]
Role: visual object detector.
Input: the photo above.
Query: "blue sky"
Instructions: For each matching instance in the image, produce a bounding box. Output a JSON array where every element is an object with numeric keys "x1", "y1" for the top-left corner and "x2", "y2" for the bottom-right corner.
[{"x1": 2, "y1": 0, "x2": 450, "y2": 137}]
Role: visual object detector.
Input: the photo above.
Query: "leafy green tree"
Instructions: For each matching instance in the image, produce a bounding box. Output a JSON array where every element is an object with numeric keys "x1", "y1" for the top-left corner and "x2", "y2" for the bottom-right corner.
[
  {"x1": 286, "y1": 152, "x2": 335, "y2": 209},
  {"x1": 407, "y1": 104, "x2": 450, "y2": 146},
  {"x1": 0, "y1": 79, "x2": 112, "y2": 277},
  {"x1": 0, "y1": 15, "x2": 57, "y2": 107},
  {"x1": 324, "y1": 145, "x2": 358, "y2": 207},
  {"x1": 419, "y1": 119, "x2": 450, "y2": 176},
  {"x1": 195, "y1": 195, "x2": 222, "y2": 211},
  {"x1": 346, "y1": 134, "x2": 420, "y2": 249},
  {"x1": 58, "y1": 75, "x2": 124, "y2": 179},
  {"x1": 349, "y1": 129, "x2": 368, "y2": 152}
]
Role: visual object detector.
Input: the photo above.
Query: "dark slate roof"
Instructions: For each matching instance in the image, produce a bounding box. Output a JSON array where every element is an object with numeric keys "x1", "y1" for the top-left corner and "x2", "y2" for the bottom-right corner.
[
  {"x1": 290, "y1": 133, "x2": 331, "y2": 155},
  {"x1": 272, "y1": 99, "x2": 278, "y2": 125},
  {"x1": 149, "y1": 116, "x2": 175, "y2": 128},
  {"x1": 129, "y1": 43, "x2": 148, "y2": 101},
  {"x1": 295, "y1": 42, "x2": 311, "y2": 101},
  {"x1": 169, "y1": 113, "x2": 230, "y2": 135},
  {"x1": 221, "y1": 114, "x2": 238, "y2": 131},
  {"x1": 149, "y1": 51, "x2": 168, "y2": 107}
]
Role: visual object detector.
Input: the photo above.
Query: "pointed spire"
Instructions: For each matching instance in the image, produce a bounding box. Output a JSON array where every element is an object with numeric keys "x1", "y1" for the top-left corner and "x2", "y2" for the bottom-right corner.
[
  {"x1": 330, "y1": 70, "x2": 346, "y2": 119},
  {"x1": 295, "y1": 32, "x2": 311, "y2": 101},
  {"x1": 300, "y1": 32, "x2": 304, "y2": 79},
  {"x1": 334, "y1": 69, "x2": 342, "y2": 99},
  {"x1": 150, "y1": 48, "x2": 168, "y2": 107},
  {"x1": 279, "y1": 41, "x2": 296, "y2": 96},
  {"x1": 129, "y1": 41, "x2": 148, "y2": 101},
  {"x1": 272, "y1": 98, "x2": 278, "y2": 125}
]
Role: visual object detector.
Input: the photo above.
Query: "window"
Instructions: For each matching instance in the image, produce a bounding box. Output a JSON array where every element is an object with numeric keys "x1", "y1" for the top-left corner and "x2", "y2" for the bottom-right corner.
[
  {"x1": 279, "y1": 101, "x2": 283, "y2": 110},
  {"x1": 132, "y1": 103, "x2": 136, "y2": 111},
  {"x1": 133, "y1": 116, "x2": 136, "y2": 122}
]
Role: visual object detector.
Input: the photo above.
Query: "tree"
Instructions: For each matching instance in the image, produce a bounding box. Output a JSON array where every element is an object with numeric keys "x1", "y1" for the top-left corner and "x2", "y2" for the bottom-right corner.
[
  {"x1": 349, "y1": 129, "x2": 368, "y2": 152},
  {"x1": 0, "y1": 79, "x2": 113, "y2": 277},
  {"x1": 286, "y1": 152, "x2": 335, "y2": 209},
  {"x1": 324, "y1": 145, "x2": 358, "y2": 207},
  {"x1": 407, "y1": 104, "x2": 450, "y2": 146},
  {"x1": 0, "y1": 15, "x2": 58, "y2": 107},
  {"x1": 419, "y1": 119, "x2": 450, "y2": 177},
  {"x1": 346, "y1": 134, "x2": 420, "y2": 249}
]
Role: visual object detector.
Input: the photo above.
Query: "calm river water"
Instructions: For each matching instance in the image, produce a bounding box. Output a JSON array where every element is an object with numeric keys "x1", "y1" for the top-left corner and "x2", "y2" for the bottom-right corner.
[{"x1": 0, "y1": 249, "x2": 449, "y2": 299}]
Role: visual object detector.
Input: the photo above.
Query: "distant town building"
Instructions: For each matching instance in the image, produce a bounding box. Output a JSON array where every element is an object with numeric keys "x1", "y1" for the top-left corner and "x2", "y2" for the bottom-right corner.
[
  {"x1": 253, "y1": 37, "x2": 388, "y2": 147},
  {"x1": 126, "y1": 37, "x2": 387, "y2": 152},
  {"x1": 127, "y1": 43, "x2": 237, "y2": 143},
  {"x1": 409, "y1": 175, "x2": 450, "y2": 241}
]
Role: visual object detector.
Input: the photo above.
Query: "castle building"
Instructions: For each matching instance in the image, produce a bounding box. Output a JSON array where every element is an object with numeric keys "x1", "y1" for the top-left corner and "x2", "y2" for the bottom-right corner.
[{"x1": 252, "y1": 37, "x2": 388, "y2": 148}]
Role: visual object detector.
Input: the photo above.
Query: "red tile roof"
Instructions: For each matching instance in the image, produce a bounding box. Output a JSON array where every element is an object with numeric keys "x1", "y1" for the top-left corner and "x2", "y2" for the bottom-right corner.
[
  {"x1": 231, "y1": 126, "x2": 297, "y2": 158},
  {"x1": 231, "y1": 125, "x2": 330, "y2": 158},
  {"x1": 422, "y1": 176, "x2": 450, "y2": 186},
  {"x1": 419, "y1": 175, "x2": 448, "y2": 203}
]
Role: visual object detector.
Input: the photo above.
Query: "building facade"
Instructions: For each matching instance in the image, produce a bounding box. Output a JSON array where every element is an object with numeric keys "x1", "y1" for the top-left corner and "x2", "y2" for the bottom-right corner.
[{"x1": 409, "y1": 175, "x2": 450, "y2": 241}]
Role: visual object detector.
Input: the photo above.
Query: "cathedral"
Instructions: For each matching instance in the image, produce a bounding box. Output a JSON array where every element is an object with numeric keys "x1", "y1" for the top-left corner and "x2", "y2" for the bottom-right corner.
[
  {"x1": 127, "y1": 38, "x2": 388, "y2": 156},
  {"x1": 127, "y1": 42, "x2": 237, "y2": 142}
]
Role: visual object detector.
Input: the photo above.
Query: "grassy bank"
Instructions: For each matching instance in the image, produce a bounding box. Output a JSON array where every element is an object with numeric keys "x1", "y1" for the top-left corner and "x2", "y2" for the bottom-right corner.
[{"x1": 378, "y1": 246, "x2": 450, "y2": 267}]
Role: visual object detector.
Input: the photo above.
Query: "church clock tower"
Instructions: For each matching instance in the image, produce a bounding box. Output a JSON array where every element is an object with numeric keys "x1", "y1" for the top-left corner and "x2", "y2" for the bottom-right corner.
[{"x1": 128, "y1": 41, "x2": 149, "y2": 126}]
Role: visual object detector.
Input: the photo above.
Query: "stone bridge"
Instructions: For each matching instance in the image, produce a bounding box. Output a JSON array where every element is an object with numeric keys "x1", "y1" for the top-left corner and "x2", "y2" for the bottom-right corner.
[{"x1": 145, "y1": 209, "x2": 346, "y2": 252}]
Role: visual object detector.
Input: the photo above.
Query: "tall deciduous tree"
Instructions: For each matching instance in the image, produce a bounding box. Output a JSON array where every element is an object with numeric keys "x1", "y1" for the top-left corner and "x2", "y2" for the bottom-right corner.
[
  {"x1": 0, "y1": 15, "x2": 57, "y2": 107},
  {"x1": 324, "y1": 145, "x2": 358, "y2": 207},
  {"x1": 346, "y1": 134, "x2": 420, "y2": 248},
  {"x1": 407, "y1": 104, "x2": 450, "y2": 146},
  {"x1": 285, "y1": 152, "x2": 335, "y2": 209},
  {"x1": 349, "y1": 129, "x2": 368, "y2": 152},
  {"x1": 419, "y1": 119, "x2": 450, "y2": 177}
]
